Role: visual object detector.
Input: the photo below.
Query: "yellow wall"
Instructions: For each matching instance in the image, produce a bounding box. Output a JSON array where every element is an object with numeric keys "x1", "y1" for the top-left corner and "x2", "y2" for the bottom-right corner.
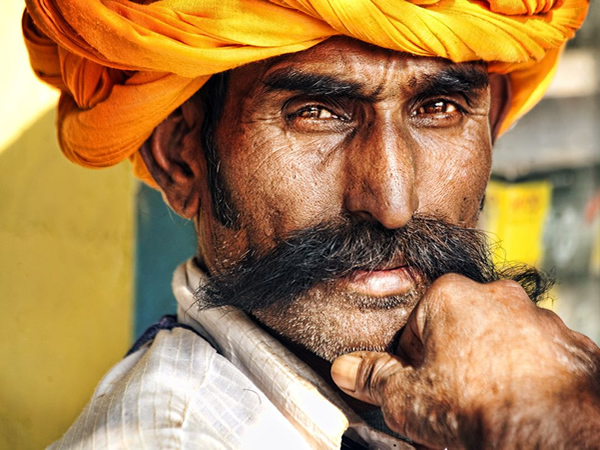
[{"x1": 0, "y1": 3, "x2": 135, "y2": 448}]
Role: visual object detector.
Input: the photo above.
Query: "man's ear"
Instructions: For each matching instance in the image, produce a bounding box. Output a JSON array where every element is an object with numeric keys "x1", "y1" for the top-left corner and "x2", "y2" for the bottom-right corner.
[
  {"x1": 488, "y1": 73, "x2": 513, "y2": 143},
  {"x1": 140, "y1": 98, "x2": 206, "y2": 219}
]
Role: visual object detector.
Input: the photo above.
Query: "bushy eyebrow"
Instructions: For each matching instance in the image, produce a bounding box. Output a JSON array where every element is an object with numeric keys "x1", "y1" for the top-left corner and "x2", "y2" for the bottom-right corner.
[
  {"x1": 262, "y1": 63, "x2": 489, "y2": 103},
  {"x1": 263, "y1": 68, "x2": 374, "y2": 101},
  {"x1": 411, "y1": 65, "x2": 489, "y2": 103}
]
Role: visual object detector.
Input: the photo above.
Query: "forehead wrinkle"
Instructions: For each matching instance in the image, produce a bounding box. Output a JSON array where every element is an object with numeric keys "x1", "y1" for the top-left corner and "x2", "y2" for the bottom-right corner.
[{"x1": 366, "y1": 54, "x2": 404, "y2": 100}]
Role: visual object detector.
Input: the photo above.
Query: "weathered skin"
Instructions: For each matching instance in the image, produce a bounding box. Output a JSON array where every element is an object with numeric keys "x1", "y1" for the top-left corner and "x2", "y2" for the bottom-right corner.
[
  {"x1": 331, "y1": 274, "x2": 600, "y2": 448},
  {"x1": 142, "y1": 36, "x2": 600, "y2": 448}
]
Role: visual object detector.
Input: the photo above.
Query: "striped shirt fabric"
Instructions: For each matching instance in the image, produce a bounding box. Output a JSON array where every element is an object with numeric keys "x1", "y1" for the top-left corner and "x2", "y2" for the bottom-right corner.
[{"x1": 50, "y1": 260, "x2": 413, "y2": 449}]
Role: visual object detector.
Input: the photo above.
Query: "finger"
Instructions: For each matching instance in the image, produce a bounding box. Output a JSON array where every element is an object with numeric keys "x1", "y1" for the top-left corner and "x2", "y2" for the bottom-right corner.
[
  {"x1": 330, "y1": 351, "x2": 408, "y2": 406},
  {"x1": 332, "y1": 351, "x2": 459, "y2": 448},
  {"x1": 397, "y1": 304, "x2": 427, "y2": 365}
]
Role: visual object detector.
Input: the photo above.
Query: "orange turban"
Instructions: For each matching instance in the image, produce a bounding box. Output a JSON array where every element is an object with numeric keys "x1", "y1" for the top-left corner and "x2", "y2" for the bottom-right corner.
[{"x1": 23, "y1": 0, "x2": 589, "y2": 186}]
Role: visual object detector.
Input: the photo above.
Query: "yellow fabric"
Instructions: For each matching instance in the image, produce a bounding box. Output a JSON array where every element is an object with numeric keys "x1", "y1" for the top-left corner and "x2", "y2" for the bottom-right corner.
[{"x1": 23, "y1": 0, "x2": 589, "y2": 186}]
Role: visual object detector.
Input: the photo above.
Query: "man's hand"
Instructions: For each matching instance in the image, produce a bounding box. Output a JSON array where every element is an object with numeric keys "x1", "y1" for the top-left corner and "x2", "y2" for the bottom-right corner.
[{"x1": 331, "y1": 274, "x2": 600, "y2": 449}]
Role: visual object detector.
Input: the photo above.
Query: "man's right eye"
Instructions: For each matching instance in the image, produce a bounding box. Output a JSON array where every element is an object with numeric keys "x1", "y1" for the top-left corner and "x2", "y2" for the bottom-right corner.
[
  {"x1": 294, "y1": 106, "x2": 343, "y2": 120},
  {"x1": 284, "y1": 100, "x2": 353, "y2": 133}
]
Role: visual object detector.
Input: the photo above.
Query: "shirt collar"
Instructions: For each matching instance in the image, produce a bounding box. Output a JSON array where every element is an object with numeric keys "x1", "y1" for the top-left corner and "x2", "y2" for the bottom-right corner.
[{"x1": 172, "y1": 259, "x2": 413, "y2": 449}]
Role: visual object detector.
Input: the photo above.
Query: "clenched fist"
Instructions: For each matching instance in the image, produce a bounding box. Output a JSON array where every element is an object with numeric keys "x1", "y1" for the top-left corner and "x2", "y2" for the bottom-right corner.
[{"x1": 331, "y1": 274, "x2": 600, "y2": 449}]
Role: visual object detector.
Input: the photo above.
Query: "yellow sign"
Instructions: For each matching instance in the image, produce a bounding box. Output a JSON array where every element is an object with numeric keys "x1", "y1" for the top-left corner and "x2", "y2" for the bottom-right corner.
[{"x1": 481, "y1": 179, "x2": 552, "y2": 267}]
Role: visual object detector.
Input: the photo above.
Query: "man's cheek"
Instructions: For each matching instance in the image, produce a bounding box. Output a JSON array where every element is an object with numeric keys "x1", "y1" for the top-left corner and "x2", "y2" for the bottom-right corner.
[
  {"x1": 416, "y1": 146, "x2": 490, "y2": 222},
  {"x1": 247, "y1": 153, "x2": 342, "y2": 229}
]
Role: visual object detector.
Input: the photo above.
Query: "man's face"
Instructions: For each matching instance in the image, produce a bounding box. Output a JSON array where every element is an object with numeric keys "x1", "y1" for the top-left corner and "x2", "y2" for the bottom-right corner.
[{"x1": 196, "y1": 37, "x2": 494, "y2": 360}]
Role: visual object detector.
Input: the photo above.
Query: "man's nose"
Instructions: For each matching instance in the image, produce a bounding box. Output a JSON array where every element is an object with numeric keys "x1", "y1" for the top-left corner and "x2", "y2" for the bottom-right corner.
[{"x1": 343, "y1": 118, "x2": 418, "y2": 230}]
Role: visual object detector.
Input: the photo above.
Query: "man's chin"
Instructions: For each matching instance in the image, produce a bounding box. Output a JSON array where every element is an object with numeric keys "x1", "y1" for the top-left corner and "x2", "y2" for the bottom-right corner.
[{"x1": 252, "y1": 284, "x2": 424, "y2": 362}]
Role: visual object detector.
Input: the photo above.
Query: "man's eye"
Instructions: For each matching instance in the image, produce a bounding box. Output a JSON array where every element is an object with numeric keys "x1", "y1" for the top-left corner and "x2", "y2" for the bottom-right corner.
[
  {"x1": 416, "y1": 100, "x2": 458, "y2": 115},
  {"x1": 296, "y1": 106, "x2": 341, "y2": 120}
]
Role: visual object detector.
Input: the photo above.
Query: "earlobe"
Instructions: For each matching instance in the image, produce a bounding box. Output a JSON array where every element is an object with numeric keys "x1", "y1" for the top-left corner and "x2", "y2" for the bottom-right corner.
[
  {"x1": 488, "y1": 73, "x2": 513, "y2": 143},
  {"x1": 139, "y1": 100, "x2": 206, "y2": 219}
]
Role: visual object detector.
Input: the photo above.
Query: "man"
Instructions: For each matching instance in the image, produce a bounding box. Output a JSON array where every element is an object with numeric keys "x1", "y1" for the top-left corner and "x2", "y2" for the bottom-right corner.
[{"x1": 24, "y1": 0, "x2": 599, "y2": 448}]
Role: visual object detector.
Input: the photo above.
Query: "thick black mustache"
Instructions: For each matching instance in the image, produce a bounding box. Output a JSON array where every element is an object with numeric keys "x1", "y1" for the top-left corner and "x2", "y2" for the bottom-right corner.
[{"x1": 195, "y1": 214, "x2": 552, "y2": 312}]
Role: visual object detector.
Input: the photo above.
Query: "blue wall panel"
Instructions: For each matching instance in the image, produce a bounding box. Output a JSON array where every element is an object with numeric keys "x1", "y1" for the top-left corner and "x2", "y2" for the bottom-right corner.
[{"x1": 134, "y1": 183, "x2": 197, "y2": 337}]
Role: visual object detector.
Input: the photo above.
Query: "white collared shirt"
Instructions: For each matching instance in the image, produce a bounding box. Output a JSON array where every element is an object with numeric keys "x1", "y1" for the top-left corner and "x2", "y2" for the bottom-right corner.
[{"x1": 50, "y1": 260, "x2": 413, "y2": 449}]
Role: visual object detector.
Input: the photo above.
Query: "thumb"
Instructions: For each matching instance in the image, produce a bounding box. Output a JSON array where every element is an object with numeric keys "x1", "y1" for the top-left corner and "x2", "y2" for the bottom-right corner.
[{"x1": 331, "y1": 351, "x2": 408, "y2": 406}]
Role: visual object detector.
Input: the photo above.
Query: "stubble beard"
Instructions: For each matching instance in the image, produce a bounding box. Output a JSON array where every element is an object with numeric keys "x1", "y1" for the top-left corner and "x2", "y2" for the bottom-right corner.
[
  {"x1": 252, "y1": 280, "x2": 427, "y2": 362},
  {"x1": 194, "y1": 214, "x2": 553, "y2": 361}
]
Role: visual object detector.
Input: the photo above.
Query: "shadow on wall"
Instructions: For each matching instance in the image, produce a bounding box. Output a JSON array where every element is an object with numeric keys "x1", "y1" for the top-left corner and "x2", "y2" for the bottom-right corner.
[{"x1": 0, "y1": 108, "x2": 134, "y2": 449}]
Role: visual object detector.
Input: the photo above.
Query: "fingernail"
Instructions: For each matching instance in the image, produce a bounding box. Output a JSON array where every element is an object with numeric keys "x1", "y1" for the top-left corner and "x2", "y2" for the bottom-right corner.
[{"x1": 331, "y1": 354, "x2": 362, "y2": 392}]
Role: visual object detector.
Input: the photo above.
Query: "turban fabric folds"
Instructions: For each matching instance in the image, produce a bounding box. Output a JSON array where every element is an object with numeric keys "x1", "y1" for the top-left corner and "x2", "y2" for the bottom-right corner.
[{"x1": 23, "y1": 0, "x2": 589, "y2": 186}]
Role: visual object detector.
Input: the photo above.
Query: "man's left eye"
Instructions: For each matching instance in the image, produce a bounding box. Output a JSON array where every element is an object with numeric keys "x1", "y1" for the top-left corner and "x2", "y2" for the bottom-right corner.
[{"x1": 416, "y1": 100, "x2": 458, "y2": 115}]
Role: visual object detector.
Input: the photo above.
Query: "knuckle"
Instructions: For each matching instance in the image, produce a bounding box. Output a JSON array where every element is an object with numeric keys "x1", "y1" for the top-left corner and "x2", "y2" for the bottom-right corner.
[
  {"x1": 430, "y1": 273, "x2": 468, "y2": 290},
  {"x1": 487, "y1": 279, "x2": 532, "y2": 306},
  {"x1": 424, "y1": 273, "x2": 480, "y2": 312},
  {"x1": 428, "y1": 273, "x2": 480, "y2": 300},
  {"x1": 490, "y1": 278, "x2": 523, "y2": 292},
  {"x1": 360, "y1": 354, "x2": 399, "y2": 402},
  {"x1": 358, "y1": 357, "x2": 379, "y2": 400}
]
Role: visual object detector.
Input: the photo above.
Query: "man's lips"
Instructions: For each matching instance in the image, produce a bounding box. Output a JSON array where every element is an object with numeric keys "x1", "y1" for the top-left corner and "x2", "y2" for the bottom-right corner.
[{"x1": 343, "y1": 265, "x2": 420, "y2": 297}]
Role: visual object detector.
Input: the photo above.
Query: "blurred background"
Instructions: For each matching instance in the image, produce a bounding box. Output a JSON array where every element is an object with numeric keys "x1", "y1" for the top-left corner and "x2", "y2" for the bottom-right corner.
[
  {"x1": 1, "y1": 2, "x2": 598, "y2": 449},
  {"x1": 480, "y1": 4, "x2": 600, "y2": 342}
]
